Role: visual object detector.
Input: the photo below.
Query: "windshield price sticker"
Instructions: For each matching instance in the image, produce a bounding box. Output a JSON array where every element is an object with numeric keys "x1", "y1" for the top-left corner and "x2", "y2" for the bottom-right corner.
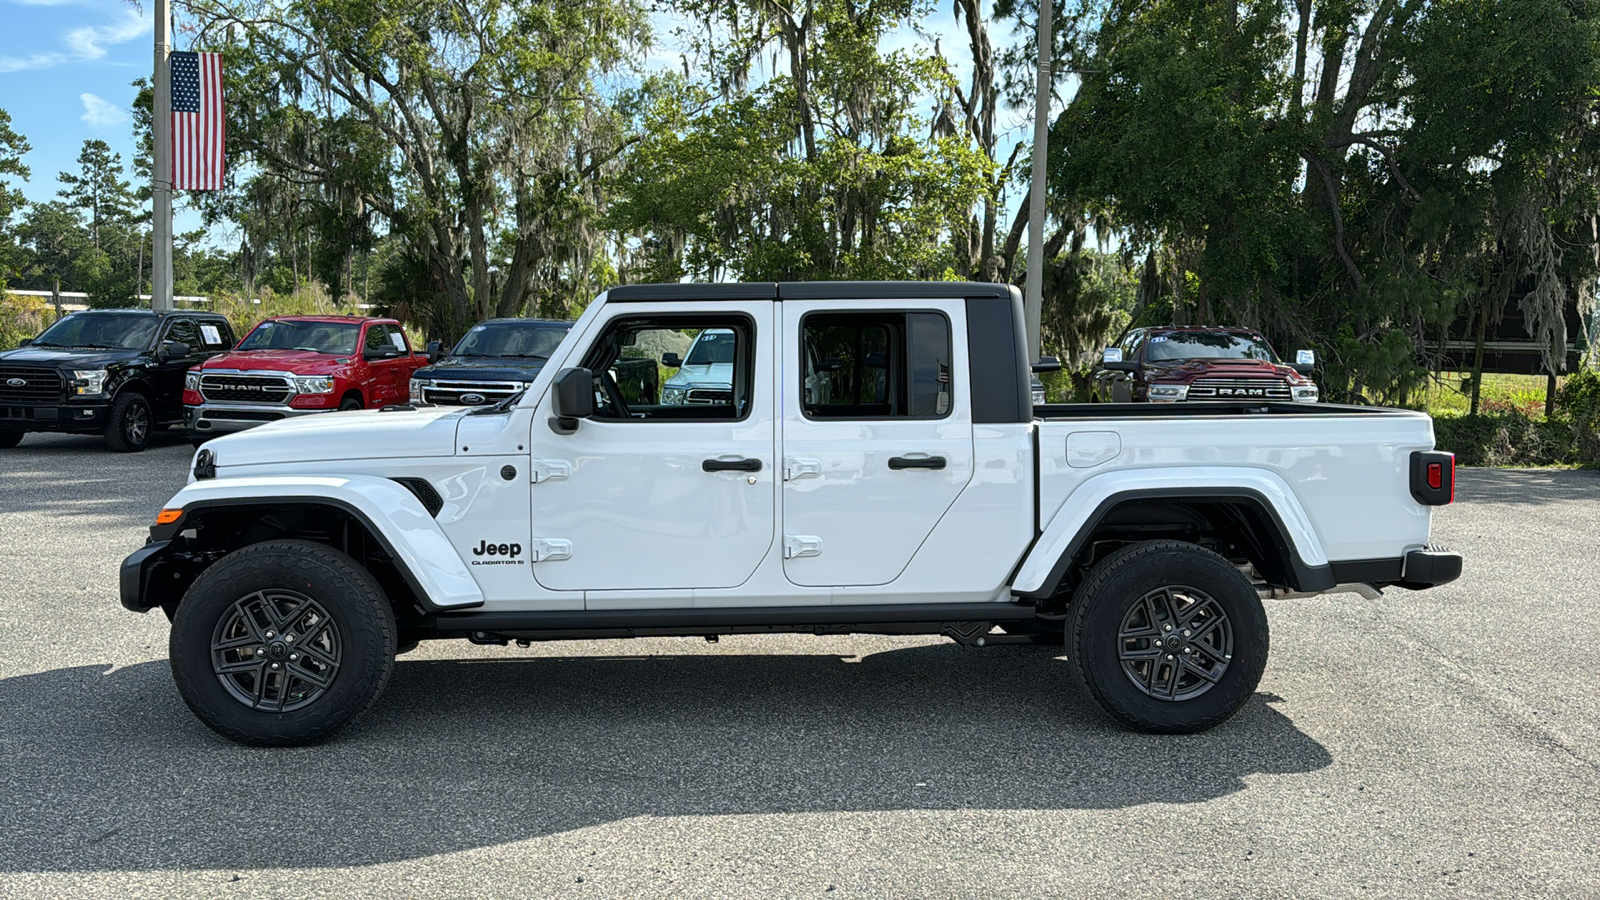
[
  {"x1": 200, "y1": 324, "x2": 222, "y2": 345},
  {"x1": 1149, "y1": 336, "x2": 1168, "y2": 343}
]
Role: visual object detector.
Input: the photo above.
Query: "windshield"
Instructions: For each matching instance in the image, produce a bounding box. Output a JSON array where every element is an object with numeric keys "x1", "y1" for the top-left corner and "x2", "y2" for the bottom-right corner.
[
  {"x1": 32, "y1": 313, "x2": 159, "y2": 351},
  {"x1": 1144, "y1": 332, "x2": 1277, "y2": 363},
  {"x1": 237, "y1": 320, "x2": 361, "y2": 355},
  {"x1": 450, "y1": 322, "x2": 571, "y2": 358},
  {"x1": 684, "y1": 329, "x2": 737, "y2": 366}
]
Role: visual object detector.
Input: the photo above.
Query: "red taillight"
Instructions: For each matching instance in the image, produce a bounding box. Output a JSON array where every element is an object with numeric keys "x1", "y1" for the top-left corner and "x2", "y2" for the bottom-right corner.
[
  {"x1": 1410, "y1": 450, "x2": 1454, "y2": 505},
  {"x1": 1427, "y1": 463, "x2": 1442, "y2": 490}
]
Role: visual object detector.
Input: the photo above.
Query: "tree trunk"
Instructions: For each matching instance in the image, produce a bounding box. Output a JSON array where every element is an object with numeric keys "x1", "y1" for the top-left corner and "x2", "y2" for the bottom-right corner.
[
  {"x1": 1545, "y1": 371, "x2": 1557, "y2": 417},
  {"x1": 1469, "y1": 300, "x2": 1488, "y2": 415}
]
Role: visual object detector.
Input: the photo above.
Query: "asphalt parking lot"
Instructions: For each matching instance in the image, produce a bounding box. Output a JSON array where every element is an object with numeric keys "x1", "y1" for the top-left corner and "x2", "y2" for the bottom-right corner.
[{"x1": 0, "y1": 429, "x2": 1596, "y2": 898}]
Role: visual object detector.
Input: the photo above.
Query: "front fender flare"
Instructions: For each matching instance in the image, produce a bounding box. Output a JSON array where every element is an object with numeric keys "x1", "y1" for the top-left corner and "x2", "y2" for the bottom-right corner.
[
  {"x1": 148, "y1": 474, "x2": 484, "y2": 610},
  {"x1": 1012, "y1": 467, "x2": 1333, "y2": 599}
]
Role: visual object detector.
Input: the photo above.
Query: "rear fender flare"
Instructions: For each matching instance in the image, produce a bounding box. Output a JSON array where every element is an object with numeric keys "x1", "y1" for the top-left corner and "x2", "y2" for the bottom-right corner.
[{"x1": 1013, "y1": 467, "x2": 1331, "y2": 599}]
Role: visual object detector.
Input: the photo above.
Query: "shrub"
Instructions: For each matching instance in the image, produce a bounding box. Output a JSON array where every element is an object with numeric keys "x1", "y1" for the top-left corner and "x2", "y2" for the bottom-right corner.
[
  {"x1": 0, "y1": 294, "x2": 62, "y2": 349},
  {"x1": 1432, "y1": 411, "x2": 1576, "y2": 467},
  {"x1": 1556, "y1": 368, "x2": 1600, "y2": 464}
]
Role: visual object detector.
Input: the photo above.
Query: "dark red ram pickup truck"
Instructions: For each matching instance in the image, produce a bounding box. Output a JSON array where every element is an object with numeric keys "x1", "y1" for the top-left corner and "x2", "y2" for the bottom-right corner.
[{"x1": 1091, "y1": 326, "x2": 1320, "y2": 403}]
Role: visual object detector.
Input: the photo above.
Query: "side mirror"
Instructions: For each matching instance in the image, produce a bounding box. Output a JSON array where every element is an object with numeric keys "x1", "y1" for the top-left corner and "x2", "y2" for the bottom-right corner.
[
  {"x1": 365, "y1": 343, "x2": 401, "y2": 360},
  {"x1": 662, "y1": 352, "x2": 682, "y2": 368},
  {"x1": 1292, "y1": 349, "x2": 1316, "y2": 374},
  {"x1": 1101, "y1": 347, "x2": 1137, "y2": 372},
  {"x1": 17, "y1": 337, "x2": 31, "y2": 347},
  {"x1": 162, "y1": 340, "x2": 192, "y2": 360},
  {"x1": 818, "y1": 357, "x2": 842, "y2": 373},
  {"x1": 426, "y1": 340, "x2": 444, "y2": 365},
  {"x1": 550, "y1": 366, "x2": 594, "y2": 433},
  {"x1": 1031, "y1": 356, "x2": 1062, "y2": 373}
]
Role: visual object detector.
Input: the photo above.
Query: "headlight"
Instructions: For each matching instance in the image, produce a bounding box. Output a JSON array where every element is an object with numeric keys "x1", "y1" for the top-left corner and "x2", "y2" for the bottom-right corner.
[
  {"x1": 1032, "y1": 388, "x2": 1046, "y2": 405},
  {"x1": 1292, "y1": 384, "x2": 1320, "y2": 403},
  {"x1": 69, "y1": 369, "x2": 109, "y2": 397},
  {"x1": 1147, "y1": 384, "x2": 1189, "y2": 402},
  {"x1": 185, "y1": 371, "x2": 201, "y2": 392},
  {"x1": 410, "y1": 378, "x2": 430, "y2": 404},
  {"x1": 293, "y1": 376, "x2": 335, "y2": 394},
  {"x1": 661, "y1": 387, "x2": 687, "y2": 406}
]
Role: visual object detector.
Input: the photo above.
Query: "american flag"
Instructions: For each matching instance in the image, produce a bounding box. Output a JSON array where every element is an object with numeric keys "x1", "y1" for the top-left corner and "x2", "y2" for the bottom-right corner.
[{"x1": 170, "y1": 51, "x2": 225, "y2": 190}]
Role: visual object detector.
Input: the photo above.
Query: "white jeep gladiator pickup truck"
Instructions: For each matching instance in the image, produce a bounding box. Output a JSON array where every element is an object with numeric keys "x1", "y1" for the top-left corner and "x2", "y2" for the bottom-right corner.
[{"x1": 121, "y1": 282, "x2": 1462, "y2": 746}]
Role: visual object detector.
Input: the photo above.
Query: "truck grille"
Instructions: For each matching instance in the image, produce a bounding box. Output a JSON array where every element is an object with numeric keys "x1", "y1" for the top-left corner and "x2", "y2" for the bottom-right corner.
[
  {"x1": 1187, "y1": 378, "x2": 1291, "y2": 400},
  {"x1": 0, "y1": 366, "x2": 62, "y2": 404},
  {"x1": 686, "y1": 388, "x2": 733, "y2": 405},
  {"x1": 423, "y1": 380, "x2": 524, "y2": 406},
  {"x1": 200, "y1": 374, "x2": 293, "y2": 404}
]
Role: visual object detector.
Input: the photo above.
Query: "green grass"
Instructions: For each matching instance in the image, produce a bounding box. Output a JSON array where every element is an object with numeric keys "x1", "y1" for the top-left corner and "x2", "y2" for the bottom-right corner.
[{"x1": 1414, "y1": 371, "x2": 1561, "y2": 418}]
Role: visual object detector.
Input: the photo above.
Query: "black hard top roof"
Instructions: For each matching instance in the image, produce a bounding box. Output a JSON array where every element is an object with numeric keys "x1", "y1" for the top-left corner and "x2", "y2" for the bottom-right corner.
[
  {"x1": 476, "y1": 317, "x2": 575, "y2": 325},
  {"x1": 605, "y1": 281, "x2": 1019, "y2": 302}
]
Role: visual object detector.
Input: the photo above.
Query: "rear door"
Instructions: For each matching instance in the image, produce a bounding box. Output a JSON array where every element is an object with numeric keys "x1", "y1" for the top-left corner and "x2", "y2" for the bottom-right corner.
[{"x1": 779, "y1": 299, "x2": 973, "y2": 586}]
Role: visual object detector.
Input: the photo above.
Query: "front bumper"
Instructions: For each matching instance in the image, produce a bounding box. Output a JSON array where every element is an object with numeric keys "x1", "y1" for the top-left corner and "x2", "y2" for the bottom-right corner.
[
  {"x1": 120, "y1": 539, "x2": 171, "y2": 612},
  {"x1": 0, "y1": 401, "x2": 112, "y2": 433},
  {"x1": 186, "y1": 402, "x2": 326, "y2": 435}
]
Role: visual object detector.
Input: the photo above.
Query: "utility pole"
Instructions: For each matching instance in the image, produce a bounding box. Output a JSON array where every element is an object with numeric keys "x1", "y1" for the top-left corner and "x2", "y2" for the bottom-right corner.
[
  {"x1": 150, "y1": 0, "x2": 173, "y2": 311},
  {"x1": 1023, "y1": 0, "x2": 1052, "y2": 364}
]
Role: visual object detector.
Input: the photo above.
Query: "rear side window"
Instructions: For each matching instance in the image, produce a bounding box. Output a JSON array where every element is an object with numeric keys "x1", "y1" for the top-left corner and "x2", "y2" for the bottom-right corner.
[{"x1": 801, "y1": 312, "x2": 951, "y2": 419}]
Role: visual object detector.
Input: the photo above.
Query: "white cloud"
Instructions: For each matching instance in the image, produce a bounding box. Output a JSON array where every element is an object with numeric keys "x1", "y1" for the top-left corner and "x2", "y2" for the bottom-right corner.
[
  {"x1": 79, "y1": 92, "x2": 127, "y2": 128},
  {"x1": 0, "y1": 8, "x2": 149, "y2": 73}
]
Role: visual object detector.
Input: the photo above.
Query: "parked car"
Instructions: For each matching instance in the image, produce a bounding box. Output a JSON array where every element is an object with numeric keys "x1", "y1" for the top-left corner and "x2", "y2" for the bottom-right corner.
[
  {"x1": 0, "y1": 308, "x2": 235, "y2": 451},
  {"x1": 1091, "y1": 326, "x2": 1318, "y2": 403},
  {"x1": 409, "y1": 318, "x2": 573, "y2": 406},
  {"x1": 660, "y1": 327, "x2": 737, "y2": 405},
  {"x1": 185, "y1": 315, "x2": 427, "y2": 445},
  {"x1": 123, "y1": 281, "x2": 1459, "y2": 747}
]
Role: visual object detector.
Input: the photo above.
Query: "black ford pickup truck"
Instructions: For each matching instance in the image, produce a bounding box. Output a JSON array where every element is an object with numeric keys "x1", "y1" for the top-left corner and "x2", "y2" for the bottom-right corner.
[{"x1": 0, "y1": 308, "x2": 235, "y2": 451}]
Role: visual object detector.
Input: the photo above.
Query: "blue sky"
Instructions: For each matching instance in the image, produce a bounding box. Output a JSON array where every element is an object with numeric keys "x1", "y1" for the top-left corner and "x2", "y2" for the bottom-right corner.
[{"x1": 1, "y1": 0, "x2": 204, "y2": 231}]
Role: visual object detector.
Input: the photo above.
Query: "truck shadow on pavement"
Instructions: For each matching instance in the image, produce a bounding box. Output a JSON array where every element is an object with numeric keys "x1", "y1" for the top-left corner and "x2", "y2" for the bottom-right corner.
[{"x1": 0, "y1": 642, "x2": 1331, "y2": 872}]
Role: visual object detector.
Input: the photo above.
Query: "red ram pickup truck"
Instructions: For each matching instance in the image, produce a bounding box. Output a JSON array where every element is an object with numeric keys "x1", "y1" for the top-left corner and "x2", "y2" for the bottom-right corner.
[
  {"x1": 1091, "y1": 326, "x2": 1320, "y2": 403},
  {"x1": 184, "y1": 315, "x2": 428, "y2": 446}
]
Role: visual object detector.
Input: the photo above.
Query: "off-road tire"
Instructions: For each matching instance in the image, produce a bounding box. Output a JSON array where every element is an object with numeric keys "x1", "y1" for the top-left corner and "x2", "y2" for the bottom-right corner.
[
  {"x1": 103, "y1": 391, "x2": 153, "y2": 452},
  {"x1": 0, "y1": 429, "x2": 22, "y2": 449},
  {"x1": 339, "y1": 394, "x2": 363, "y2": 411},
  {"x1": 169, "y1": 540, "x2": 397, "y2": 746},
  {"x1": 1069, "y1": 539, "x2": 1268, "y2": 734}
]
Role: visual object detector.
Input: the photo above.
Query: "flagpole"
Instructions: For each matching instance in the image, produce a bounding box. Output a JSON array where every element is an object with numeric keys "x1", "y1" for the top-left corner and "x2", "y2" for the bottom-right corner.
[
  {"x1": 1023, "y1": 0, "x2": 1052, "y2": 364},
  {"x1": 151, "y1": 0, "x2": 173, "y2": 311}
]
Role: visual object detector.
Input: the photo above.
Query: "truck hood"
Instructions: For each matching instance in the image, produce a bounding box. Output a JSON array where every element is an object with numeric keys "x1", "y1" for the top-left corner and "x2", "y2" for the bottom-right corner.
[
  {"x1": 415, "y1": 356, "x2": 548, "y2": 382},
  {"x1": 204, "y1": 405, "x2": 467, "y2": 467},
  {"x1": 665, "y1": 362, "x2": 734, "y2": 388},
  {"x1": 0, "y1": 346, "x2": 143, "y2": 368},
  {"x1": 198, "y1": 349, "x2": 353, "y2": 375},
  {"x1": 1147, "y1": 358, "x2": 1305, "y2": 382}
]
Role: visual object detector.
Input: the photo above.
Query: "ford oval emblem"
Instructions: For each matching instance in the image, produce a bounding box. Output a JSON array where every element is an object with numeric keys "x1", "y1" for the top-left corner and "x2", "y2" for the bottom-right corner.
[
  {"x1": 5, "y1": 378, "x2": 24, "y2": 387},
  {"x1": 459, "y1": 392, "x2": 486, "y2": 405}
]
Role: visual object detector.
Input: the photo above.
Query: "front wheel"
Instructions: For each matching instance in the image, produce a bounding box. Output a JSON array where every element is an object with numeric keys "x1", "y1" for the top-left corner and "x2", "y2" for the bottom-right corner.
[
  {"x1": 169, "y1": 540, "x2": 397, "y2": 746},
  {"x1": 1068, "y1": 540, "x2": 1268, "y2": 734},
  {"x1": 103, "y1": 392, "x2": 152, "y2": 452}
]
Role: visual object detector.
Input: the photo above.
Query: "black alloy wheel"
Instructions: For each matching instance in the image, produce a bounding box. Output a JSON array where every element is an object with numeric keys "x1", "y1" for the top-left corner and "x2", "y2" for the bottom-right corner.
[
  {"x1": 210, "y1": 590, "x2": 343, "y2": 712},
  {"x1": 1069, "y1": 539, "x2": 1268, "y2": 734}
]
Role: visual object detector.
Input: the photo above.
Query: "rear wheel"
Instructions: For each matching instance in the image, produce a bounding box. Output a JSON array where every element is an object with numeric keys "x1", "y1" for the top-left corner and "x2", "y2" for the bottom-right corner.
[
  {"x1": 0, "y1": 429, "x2": 22, "y2": 449},
  {"x1": 1068, "y1": 540, "x2": 1268, "y2": 734},
  {"x1": 103, "y1": 392, "x2": 152, "y2": 452},
  {"x1": 169, "y1": 540, "x2": 397, "y2": 746}
]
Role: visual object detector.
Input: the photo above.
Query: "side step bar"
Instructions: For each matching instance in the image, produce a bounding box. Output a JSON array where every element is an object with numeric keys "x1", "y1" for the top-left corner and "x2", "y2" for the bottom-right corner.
[{"x1": 432, "y1": 602, "x2": 1040, "y2": 635}]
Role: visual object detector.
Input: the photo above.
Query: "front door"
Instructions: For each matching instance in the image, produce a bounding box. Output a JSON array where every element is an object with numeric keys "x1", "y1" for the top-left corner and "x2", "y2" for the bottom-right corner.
[
  {"x1": 525, "y1": 302, "x2": 776, "y2": 593},
  {"x1": 779, "y1": 299, "x2": 974, "y2": 587}
]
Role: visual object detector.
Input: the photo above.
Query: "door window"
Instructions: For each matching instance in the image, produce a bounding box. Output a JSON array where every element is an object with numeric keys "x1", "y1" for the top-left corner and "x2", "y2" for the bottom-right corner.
[
  {"x1": 580, "y1": 316, "x2": 754, "y2": 421},
  {"x1": 162, "y1": 318, "x2": 202, "y2": 354},
  {"x1": 801, "y1": 312, "x2": 951, "y2": 419}
]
